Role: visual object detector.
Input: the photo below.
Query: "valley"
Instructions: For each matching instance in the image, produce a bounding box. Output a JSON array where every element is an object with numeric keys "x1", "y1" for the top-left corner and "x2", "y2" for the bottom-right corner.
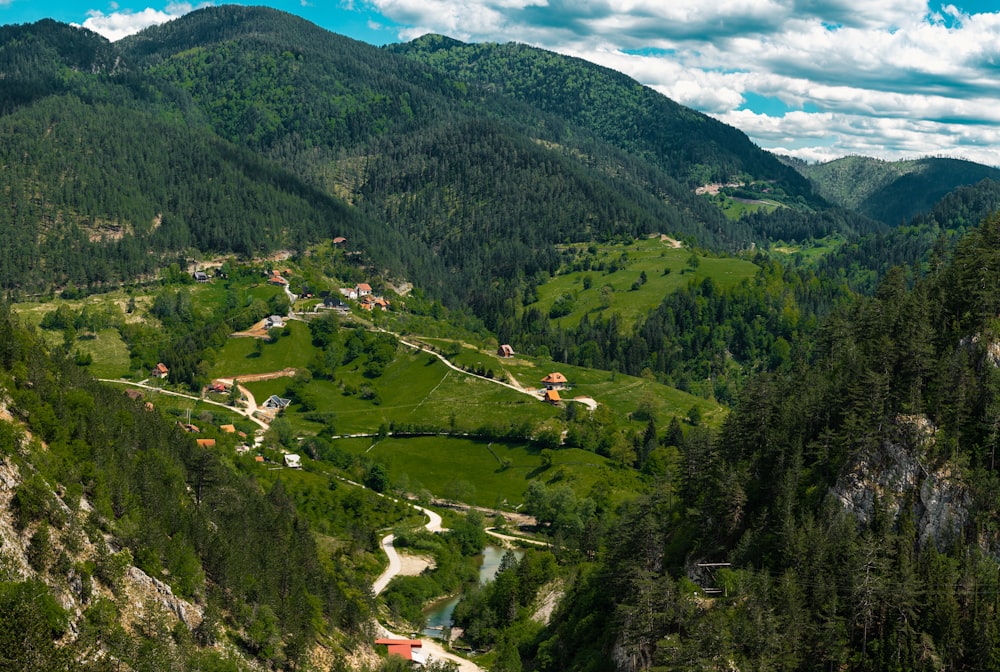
[{"x1": 3, "y1": 6, "x2": 1000, "y2": 672}]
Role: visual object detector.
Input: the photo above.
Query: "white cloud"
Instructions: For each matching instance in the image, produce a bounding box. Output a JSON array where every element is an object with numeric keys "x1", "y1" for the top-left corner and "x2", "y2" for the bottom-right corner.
[
  {"x1": 364, "y1": 0, "x2": 1000, "y2": 165},
  {"x1": 78, "y1": 2, "x2": 213, "y2": 41}
]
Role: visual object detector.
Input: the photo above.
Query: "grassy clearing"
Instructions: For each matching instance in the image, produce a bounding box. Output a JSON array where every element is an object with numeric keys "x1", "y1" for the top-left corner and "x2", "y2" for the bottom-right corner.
[
  {"x1": 338, "y1": 435, "x2": 633, "y2": 507},
  {"x1": 243, "y1": 348, "x2": 560, "y2": 435},
  {"x1": 529, "y1": 237, "x2": 758, "y2": 329},
  {"x1": 208, "y1": 320, "x2": 315, "y2": 378},
  {"x1": 78, "y1": 329, "x2": 131, "y2": 379}
]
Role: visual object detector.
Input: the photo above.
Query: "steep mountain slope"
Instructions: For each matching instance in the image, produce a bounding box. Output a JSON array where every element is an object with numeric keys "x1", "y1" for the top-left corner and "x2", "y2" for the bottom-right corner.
[
  {"x1": 389, "y1": 35, "x2": 817, "y2": 201},
  {"x1": 787, "y1": 154, "x2": 1000, "y2": 225}
]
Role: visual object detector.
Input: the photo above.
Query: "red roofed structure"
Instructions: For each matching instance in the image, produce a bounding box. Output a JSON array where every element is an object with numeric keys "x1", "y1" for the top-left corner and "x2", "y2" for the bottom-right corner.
[
  {"x1": 541, "y1": 372, "x2": 568, "y2": 389},
  {"x1": 375, "y1": 638, "x2": 422, "y2": 661}
]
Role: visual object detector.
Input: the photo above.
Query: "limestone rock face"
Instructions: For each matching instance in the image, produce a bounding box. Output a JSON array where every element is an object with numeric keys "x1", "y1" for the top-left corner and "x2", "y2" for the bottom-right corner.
[{"x1": 830, "y1": 414, "x2": 970, "y2": 548}]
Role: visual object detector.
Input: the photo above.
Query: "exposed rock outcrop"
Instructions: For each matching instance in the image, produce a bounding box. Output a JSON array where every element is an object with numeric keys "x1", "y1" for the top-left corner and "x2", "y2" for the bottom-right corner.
[{"x1": 830, "y1": 414, "x2": 970, "y2": 548}]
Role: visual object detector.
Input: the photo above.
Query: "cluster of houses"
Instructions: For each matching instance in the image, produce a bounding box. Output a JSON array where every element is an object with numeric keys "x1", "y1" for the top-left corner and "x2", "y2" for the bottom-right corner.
[{"x1": 338, "y1": 282, "x2": 391, "y2": 311}]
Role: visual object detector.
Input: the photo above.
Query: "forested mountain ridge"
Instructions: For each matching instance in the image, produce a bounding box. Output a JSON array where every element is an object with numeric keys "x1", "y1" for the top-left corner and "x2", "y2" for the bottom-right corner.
[
  {"x1": 389, "y1": 34, "x2": 818, "y2": 201},
  {"x1": 1, "y1": 6, "x2": 837, "y2": 318},
  {"x1": 784, "y1": 154, "x2": 1000, "y2": 225}
]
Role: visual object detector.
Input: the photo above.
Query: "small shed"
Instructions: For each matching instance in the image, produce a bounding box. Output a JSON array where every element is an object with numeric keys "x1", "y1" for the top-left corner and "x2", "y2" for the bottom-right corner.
[
  {"x1": 498, "y1": 344, "x2": 515, "y2": 358},
  {"x1": 544, "y1": 389, "x2": 561, "y2": 405}
]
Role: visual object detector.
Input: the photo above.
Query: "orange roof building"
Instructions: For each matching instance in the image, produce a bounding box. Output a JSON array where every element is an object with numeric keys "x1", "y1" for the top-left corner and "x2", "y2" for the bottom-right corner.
[
  {"x1": 541, "y1": 372, "x2": 568, "y2": 389},
  {"x1": 375, "y1": 639, "x2": 423, "y2": 662},
  {"x1": 196, "y1": 438, "x2": 216, "y2": 448},
  {"x1": 544, "y1": 389, "x2": 561, "y2": 404},
  {"x1": 220, "y1": 424, "x2": 237, "y2": 434}
]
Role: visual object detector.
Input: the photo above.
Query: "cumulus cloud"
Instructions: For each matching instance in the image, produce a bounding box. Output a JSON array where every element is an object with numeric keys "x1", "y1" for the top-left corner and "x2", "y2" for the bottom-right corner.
[
  {"x1": 78, "y1": 2, "x2": 212, "y2": 41},
  {"x1": 363, "y1": 0, "x2": 1000, "y2": 165}
]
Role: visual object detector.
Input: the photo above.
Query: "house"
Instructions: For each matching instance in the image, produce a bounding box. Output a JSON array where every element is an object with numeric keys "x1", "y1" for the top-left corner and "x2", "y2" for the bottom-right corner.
[
  {"x1": 208, "y1": 382, "x2": 229, "y2": 393},
  {"x1": 254, "y1": 455, "x2": 265, "y2": 463},
  {"x1": 193, "y1": 271, "x2": 209, "y2": 283},
  {"x1": 151, "y1": 362, "x2": 169, "y2": 378},
  {"x1": 339, "y1": 287, "x2": 358, "y2": 300},
  {"x1": 332, "y1": 236, "x2": 347, "y2": 245},
  {"x1": 196, "y1": 438, "x2": 216, "y2": 448},
  {"x1": 265, "y1": 315, "x2": 285, "y2": 329},
  {"x1": 263, "y1": 395, "x2": 291, "y2": 410},
  {"x1": 220, "y1": 424, "x2": 237, "y2": 434},
  {"x1": 544, "y1": 389, "x2": 561, "y2": 405},
  {"x1": 355, "y1": 283, "x2": 373, "y2": 297},
  {"x1": 375, "y1": 639, "x2": 425, "y2": 664},
  {"x1": 360, "y1": 296, "x2": 389, "y2": 311},
  {"x1": 541, "y1": 372, "x2": 568, "y2": 390},
  {"x1": 498, "y1": 344, "x2": 515, "y2": 358},
  {"x1": 324, "y1": 296, "x2": 349, "y2": 312},
  {"x1": 284, "y1": 454, "x2": 301, "y2": 469},
  {"x1": 268, "y1": 273, "x2": 289, "y2": 286}
]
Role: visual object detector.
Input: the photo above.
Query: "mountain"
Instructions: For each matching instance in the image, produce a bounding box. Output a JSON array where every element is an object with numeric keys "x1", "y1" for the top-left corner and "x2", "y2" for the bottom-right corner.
[
  {"x1": 785, "y1": 154, "x2": 1000, "y2": 225},
  {"x1": 0, "y1": 6, "x2": 844, "y2": 322}
]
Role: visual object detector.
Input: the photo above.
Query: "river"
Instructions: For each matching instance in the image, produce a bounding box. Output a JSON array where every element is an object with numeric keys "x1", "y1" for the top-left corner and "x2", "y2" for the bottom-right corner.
[{"x1": 421, "y1": 545, "x2": 522, "y2": 639}]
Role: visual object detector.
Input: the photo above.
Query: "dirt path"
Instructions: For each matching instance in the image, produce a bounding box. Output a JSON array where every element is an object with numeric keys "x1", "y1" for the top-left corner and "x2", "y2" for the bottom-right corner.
[{"x1": 99, "y1": 379, "x2": 269, "y2": 430}]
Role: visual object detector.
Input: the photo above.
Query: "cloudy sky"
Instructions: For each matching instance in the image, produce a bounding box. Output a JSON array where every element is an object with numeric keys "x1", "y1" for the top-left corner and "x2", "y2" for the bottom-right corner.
[{"x1": 4, "y1": 1, "x2": 1000, "y2": 166}]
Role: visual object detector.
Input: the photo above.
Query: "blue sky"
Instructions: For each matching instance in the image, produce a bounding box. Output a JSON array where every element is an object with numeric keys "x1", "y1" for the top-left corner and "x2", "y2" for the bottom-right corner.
[{"x1": 4, "y1": 1, "x2": 1000, "y2": 166}]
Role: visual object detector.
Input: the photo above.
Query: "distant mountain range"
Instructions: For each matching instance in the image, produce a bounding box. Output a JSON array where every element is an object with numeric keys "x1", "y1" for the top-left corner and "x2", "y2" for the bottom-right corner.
[{"x1": 781, "y1": 154, "x2": 1000, "y2": 225}]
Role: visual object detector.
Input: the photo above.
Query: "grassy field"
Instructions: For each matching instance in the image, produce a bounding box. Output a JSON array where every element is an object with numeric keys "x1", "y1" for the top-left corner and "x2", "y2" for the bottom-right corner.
[
  {"x1": 437, "y1": 344, "x2": 724, "y2": 429},
  {"x1": 77, "y1": 329, "x2": 132, "y2": 379},
  {"x1": 336, "y1": 434, "x2": 637, "y2": 508},
  {"x1": 528, "y1": 237, "x2": 758, "y2": 330},
  {"x1": 243, "y1": 347, "x2": 561, "y2": 436},
  {"x1": 208, "y1": 320, "x2": 315, "y2": 378}
]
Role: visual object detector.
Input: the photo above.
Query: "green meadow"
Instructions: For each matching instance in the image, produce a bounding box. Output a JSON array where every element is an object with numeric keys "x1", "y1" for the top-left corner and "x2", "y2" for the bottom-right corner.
[
  {"x1": 208, "y1": 319, "x2": 315, "y2": 379},
  {"x1": 242, "y1": 347, "x2": 562, "y2": 436},
  {"x1": 336, "y1": 434, "x2": 637, "y2": 507},
  {"x1": 529, "y1": 237, "x2": 758, "y2": 329}
]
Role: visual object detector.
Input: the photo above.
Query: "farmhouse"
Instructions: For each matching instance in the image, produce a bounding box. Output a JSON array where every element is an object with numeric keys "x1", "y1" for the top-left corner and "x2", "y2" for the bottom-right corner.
[
  {"x1": 268, "y1": 273, "x2": 289, "y2": 286},
  {"x1": 541, "y1": 372, "x2": 568, "y2": 390},
  {"x1": 355, "y1": 282, "x2": 373, "y2": 297},
  {"x1": 151, "y1": 362, "x2": 169, "y2": 378}
]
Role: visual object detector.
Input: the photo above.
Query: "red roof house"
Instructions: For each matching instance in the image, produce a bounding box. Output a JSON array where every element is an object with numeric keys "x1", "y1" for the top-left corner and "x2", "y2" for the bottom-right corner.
[
  {"x1": 151, "y1": 362, "x2": 169, "y2": 378},
  {"x1": 375, "y1": 639, "x2": 423, "y2": 662},
  {"x1": 541, "y1": 372, "x2": 568, "y2": 389},
  {"x1": 544, "y1": 389, "x2": 561, "y2": 404}
]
